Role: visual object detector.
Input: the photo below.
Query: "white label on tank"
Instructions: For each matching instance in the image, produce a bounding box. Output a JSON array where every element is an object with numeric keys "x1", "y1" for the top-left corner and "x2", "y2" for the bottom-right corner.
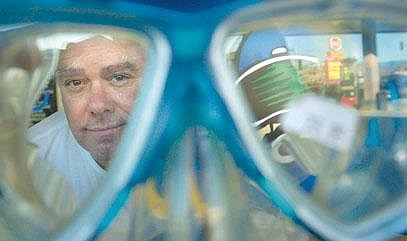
[{"x1": 281, "y1": 95, "x2": 360, "y2": 151}]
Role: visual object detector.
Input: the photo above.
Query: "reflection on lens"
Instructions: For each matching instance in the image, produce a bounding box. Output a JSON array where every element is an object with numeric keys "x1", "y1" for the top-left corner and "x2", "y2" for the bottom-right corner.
[
  {"x1": 0, "y1": 24, "x2": 149, "y2": 240},
  {"x1": 222, "y1": 1, "x2": 406, "y2": 238}
]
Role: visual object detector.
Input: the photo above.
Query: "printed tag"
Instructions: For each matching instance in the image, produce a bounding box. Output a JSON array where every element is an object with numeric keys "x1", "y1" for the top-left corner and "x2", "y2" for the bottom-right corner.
[{"x1": 281, "y1": 95, "x2": 360, "y2": 151}]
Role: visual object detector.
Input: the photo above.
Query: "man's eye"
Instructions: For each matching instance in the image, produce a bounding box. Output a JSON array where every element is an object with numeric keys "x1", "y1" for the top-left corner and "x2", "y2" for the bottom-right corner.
[
  {"x1": 112, "y1": 72, "x2": 129, "y2": 81},
  {"x1": 64, "y1": 79, "x2": 85, "y2": 91},
  {"x1": 69, "y1": 79, "x2": 82, "y2": 86},
  {"x1": 111, "y1": 72, "x2": 132, "y2": 85}
]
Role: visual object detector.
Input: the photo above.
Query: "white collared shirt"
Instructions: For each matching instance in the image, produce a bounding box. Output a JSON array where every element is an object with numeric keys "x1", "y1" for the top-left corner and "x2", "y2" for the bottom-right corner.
[{"x1": 27, "y1": 111, "x2": 105, "y2": 203}]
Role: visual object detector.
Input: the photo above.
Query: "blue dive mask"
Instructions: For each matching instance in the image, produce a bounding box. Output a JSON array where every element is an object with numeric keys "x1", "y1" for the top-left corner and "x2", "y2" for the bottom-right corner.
[{"x1": 0, "y1": 1, "x2": 406, "y2": 241}]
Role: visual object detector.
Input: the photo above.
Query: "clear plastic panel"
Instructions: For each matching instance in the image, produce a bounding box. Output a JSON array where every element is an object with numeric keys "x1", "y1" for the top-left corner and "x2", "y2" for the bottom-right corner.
[
  {"x1": 222, "y1": 0, "x2": 407, "y2": 232},
  {"x1": 0, "y1": 24, "x2": 150, "y2": 240}
]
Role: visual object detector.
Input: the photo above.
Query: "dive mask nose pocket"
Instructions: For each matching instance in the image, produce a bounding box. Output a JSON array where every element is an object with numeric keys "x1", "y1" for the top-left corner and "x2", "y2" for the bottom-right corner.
[{"x1": 212, "y1": 1, "x2": 407, "y2": 240}]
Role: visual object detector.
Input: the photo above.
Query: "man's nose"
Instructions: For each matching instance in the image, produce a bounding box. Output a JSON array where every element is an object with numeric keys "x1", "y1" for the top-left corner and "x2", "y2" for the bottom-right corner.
[{"x1": 87, "y1": 82, "x2": 114, "y2": 115}]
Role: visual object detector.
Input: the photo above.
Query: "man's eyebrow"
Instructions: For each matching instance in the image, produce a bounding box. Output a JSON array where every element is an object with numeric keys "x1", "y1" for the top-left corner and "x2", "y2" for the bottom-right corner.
[
  {"x1": 100, "y1": 61, "x2": 137, "y2": 77},
  {"x1": 54, "y1": 68, "x2": 85, "y2": 80}
]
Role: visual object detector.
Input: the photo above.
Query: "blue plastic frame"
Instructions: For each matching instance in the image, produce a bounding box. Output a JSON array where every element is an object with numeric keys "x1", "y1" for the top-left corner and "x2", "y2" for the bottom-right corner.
[{"x1": 1, "y1": 1, "x2": 406, "y2": 241}]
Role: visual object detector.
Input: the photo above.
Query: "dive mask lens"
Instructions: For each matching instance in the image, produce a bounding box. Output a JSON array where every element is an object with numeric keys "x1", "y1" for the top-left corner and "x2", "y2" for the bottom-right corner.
[
  {"x1": 213, "y1": 0, "x2": 407, "y2": 240},
  {"x1": 0, "y1": 23, "x2": 155, "y2": 240}
]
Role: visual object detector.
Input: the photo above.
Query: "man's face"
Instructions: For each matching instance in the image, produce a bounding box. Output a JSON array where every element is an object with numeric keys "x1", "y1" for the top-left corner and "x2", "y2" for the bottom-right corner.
[{"x1": 56, "y1": 37, "x2": 145, "y2": 169}]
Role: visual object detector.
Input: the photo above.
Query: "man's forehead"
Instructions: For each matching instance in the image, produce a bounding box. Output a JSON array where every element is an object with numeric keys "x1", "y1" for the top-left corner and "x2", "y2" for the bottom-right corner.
[
  {"x1": 64, "y1": 36, "x2": 135, "y2": 50},
  {"x1": 60, "y1": 37, "x2": 143, "y2": 58},
  {"x1": 58, "y1": 37, "x2": 144, "y2": 68}
]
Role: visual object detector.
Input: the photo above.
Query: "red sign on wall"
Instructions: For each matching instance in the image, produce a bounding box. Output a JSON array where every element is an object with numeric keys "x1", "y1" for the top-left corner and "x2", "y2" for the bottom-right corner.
[{"x1": 329, "y1": 36, "x2": 342, "y2": 51}]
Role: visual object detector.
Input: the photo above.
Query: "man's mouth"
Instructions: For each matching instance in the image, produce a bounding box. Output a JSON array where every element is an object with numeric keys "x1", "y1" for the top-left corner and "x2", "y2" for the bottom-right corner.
[{"x1": 85, "y1": 123, "x2": 126, "y2": 132}]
